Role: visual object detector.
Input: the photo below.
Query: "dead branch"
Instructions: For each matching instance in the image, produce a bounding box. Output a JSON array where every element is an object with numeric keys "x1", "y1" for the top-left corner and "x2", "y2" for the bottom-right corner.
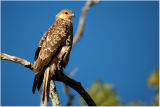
[
  {"x1": 0, "y1": 52, "x2": 96, "y2": 106},
  {"x1": 40, "y1": 80, "x2": 60, "y2": 106},
  {"x1": 0, "y1": 52, "x2": 60, "y2": 106},
  {"x1": 0, "y1": 52, "x2": 33, "y2": 70},
  {"x1": 73, "y1": 0, "x2": 100, "y2": 46},
  {"x1": 49, "y1": 80, "x2": 61, "y2": 106},
  {"x1": 53, "y1": 71, "x2": 96, "y2": 106}
]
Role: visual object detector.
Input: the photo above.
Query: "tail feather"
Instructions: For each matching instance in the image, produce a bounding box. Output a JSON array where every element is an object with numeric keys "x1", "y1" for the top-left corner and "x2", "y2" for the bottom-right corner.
[
  {"x1": 32, "y1": 72, "x2": 44, "y2": 94},
  {"x1": 37, "y1": 72, "x2": 44, "y2": 91},
  {"x1": 32, "y1": 76, "x2": 38, "y2": 94},
  {"x1": 32, "y1": 61, "x2": 56, "y2": 103},
  {"x1": 42, "y1": 67, "x2": 50, "y2": 103}
]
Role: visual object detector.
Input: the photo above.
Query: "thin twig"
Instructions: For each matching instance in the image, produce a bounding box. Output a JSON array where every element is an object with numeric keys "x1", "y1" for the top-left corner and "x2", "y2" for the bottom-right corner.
[
  {"x1": 73, "y1": 0, "x2": 100, "y2": 46},
  {"x1": 0, "y1": 52, "x2": 33, "y2": 70},
  {"x1": 68, "y1": 67, "x2": 78, "y2": 78},
  {"x1": 64, "y1": 84, "x2": 74, "y2": 106}
]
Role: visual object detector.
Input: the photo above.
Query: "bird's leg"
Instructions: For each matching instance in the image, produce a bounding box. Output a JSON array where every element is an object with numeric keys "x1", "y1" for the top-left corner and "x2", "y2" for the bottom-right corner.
[
  {"x1": 57, "y1": 46, "x2": 70, "y2": 71},
  {"x1": 57, "y1": 51, "x2": 67, "y2": 71},
  {"x1": 57, "y1": 60, "x2": 62, "y2": 71}
]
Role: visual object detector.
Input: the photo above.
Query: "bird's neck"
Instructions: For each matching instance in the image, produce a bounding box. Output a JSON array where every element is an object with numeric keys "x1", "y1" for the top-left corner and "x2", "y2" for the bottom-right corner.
[{"x1": 56, "y1": 18, "x2": 73, "y2": 24}]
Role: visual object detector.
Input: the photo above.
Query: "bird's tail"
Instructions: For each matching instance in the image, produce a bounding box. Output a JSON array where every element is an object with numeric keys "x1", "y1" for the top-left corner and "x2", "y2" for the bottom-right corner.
[
  {"x1": 32, "y1": 59, "x2": 57, "y2": 104},
  {"x1": 32, "y1": 76, "x2": 38, "y2": 94},
  {"x1": 32, "y1": 71, "x2": 44, "y2": 94},
  {"x1": 32, "y1": 68, "x2": 50, "y2": 103},
  {"x1": 42, "y1": 67, "x2": 50, "y2": 103},
  {"x1": 41, "y1": 61, "x2": 57, "y2": 103}
]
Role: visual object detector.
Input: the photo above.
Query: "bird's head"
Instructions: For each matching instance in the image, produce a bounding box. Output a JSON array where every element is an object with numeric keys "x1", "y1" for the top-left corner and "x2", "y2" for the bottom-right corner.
[{"x1": 56, "y1": 9, "x2": 75, "y2": 21}]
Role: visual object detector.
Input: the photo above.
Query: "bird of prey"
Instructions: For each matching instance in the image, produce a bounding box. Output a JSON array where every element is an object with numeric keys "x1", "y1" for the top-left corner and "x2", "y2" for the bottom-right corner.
[{"x1": 32, "y1": 9, "x2": 75, "y2": 102}]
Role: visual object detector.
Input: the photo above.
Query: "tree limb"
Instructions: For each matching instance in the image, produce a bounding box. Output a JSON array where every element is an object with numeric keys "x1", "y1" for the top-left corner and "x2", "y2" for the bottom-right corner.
[
  {"x1": 73, "y1": 0, "x2": 100, "y2": 46},
  {"x1": 49, "y1": 80, "x2": 61, "y2": 106},
  {"x1": 0, "y1": 52, "x2": 33, "y2": 70},
  {"x1": 0, "y1": 52, "x2": 96, "y2": 105},
  {"x1": 0, "y1": 52, "x2": 60, "y2": 106},
  {"x1": 53, "y1": 71, "x2": 96, "y2": 106},
  {"x1": 40, "y1": 80, "x2": 60, "y2": 106}
]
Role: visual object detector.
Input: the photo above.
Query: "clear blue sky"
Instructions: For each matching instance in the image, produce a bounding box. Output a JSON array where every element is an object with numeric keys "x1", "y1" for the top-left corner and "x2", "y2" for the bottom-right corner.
[{"x1": 1, "y1": 1, "x2": 159, "y2": 106}]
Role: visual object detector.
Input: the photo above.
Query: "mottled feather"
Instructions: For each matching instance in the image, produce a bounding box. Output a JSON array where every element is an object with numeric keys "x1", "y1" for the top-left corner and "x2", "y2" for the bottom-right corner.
[{"x1": 32, "y1": 9, "x2": 74, "y2": 103}]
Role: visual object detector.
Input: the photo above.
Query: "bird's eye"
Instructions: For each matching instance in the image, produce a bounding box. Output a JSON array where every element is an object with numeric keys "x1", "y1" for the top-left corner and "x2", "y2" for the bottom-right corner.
[{"x1": 65, "y1": 12, "x2": 68, "y2": 14}]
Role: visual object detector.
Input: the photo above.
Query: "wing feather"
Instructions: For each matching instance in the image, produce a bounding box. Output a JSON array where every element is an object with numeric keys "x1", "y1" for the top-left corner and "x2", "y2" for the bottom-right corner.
[
  {"x1": 34, "y1": 26, "x2": 67, "y2": 72},
  {"x1": 32, "y1": 19, "x2": 72, "y2": 93},
  {"x1": 34, "y1": 27, "x2": 52, "y2": 61}
]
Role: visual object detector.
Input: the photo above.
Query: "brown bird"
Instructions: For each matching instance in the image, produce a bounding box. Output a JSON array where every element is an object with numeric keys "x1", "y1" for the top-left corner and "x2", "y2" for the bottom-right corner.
[{"x1": 32, "y1": 9, "x2": 75, "y2": 103}]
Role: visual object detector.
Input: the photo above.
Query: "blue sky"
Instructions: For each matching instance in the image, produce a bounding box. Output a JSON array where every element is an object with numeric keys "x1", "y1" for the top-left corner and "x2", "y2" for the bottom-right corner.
[{"x1": 1, "y1": 1, "x2": 159, "y2": 106}]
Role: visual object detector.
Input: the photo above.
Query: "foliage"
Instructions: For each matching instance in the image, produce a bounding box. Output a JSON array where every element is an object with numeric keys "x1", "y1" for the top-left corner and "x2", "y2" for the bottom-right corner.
[
  {"x1": 130, "y1": 100, "x2": 142, "y2": 106},
  {"x1": 148, "y1": 67, "x2": 159, "y2": 89},
  {"x1": 80, "y1": 67, "x2": 159, "y2": 106},
  {"x1": 147, "y1": 67, "x2": 159, "y2": 106},
  {"x1": 80, "y1": 80, "x2": 121, "y2": 106}
]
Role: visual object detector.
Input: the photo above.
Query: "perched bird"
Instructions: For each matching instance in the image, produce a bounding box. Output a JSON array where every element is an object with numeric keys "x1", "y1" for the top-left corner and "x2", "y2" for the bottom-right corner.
[{"x1": 32, "y1": 9, "x2": 75, "y2": 103}]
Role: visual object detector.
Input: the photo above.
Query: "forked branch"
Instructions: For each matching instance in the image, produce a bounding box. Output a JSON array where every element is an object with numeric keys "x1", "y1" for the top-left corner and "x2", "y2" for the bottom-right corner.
[{"x1": 0, "y1": 52, "x2": 96, "y2": 106}]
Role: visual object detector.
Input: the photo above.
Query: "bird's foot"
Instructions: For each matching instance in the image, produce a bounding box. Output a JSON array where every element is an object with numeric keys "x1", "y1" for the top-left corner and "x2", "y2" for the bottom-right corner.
[{"x1": 57, "y1": 60, "x2": 62, "y2": 71}]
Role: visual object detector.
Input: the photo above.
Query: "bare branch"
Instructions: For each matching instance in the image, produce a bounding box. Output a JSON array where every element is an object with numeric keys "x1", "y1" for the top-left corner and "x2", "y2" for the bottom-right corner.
[
  {"x1": 53, "y1": 71, "x2": 96, "y2": 106},
  {"x1": 68, "y1": 67, "x2": 78, "y2": 78},
  {"x1": 73, "y1": 0, "x2": 100, "y2": 46},
  {"x1": 40, "y1": 80, "x2": 60, "y2": 107},
  {"x1": 49, "y1": 80, "x2": 61, "y2": 106},
  {"x1": 0, "y1": 52, "x2": 33, "y2": 70},
  {"x1": 0, "y1": 52, "x2": 60, "y2": 106},
  {"x1": 0, "y1": 52, "x2": 96, "y2": 106}
]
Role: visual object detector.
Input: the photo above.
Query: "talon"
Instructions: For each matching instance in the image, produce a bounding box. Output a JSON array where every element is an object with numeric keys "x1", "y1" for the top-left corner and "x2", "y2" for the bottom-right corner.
[{"x1": 57, "y1": 61, "x2": 62, "y2": 70}]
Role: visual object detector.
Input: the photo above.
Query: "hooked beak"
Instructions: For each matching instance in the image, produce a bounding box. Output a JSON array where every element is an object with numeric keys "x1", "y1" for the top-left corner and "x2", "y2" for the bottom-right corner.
[{"x1": 69, "y1": 13, "x2": 75, "y2": 17}]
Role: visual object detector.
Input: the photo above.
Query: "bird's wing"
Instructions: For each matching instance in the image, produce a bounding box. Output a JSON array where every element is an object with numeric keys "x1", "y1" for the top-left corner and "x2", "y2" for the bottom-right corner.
[
  {"x1": 32, "y1": 20, "x2": 67, "y2": 93},
  {"x1": 34, "y1": 21, "x2": 67, "y2": 74},
  {"x1": 34, "y1": 30, "x2": 49, "y2": 61}
]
